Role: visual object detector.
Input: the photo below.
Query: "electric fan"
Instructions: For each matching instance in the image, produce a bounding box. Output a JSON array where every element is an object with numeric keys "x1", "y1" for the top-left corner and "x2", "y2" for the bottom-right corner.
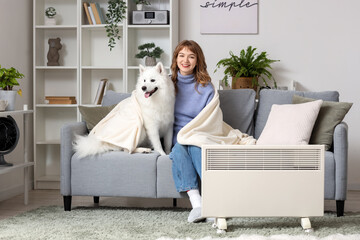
[{"x1": 0, "y1": 115, "x2": 20, "y2": 167}]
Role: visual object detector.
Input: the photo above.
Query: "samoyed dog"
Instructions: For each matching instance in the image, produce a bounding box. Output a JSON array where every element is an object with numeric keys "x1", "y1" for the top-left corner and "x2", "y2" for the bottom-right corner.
[{"x1": 74, "y1": 62, "x2": 175, "y2": 157}]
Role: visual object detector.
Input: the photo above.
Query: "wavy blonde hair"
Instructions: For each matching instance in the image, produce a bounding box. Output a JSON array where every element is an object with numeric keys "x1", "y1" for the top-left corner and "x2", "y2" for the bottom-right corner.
[{"x1": 171, "y1": 40, "x2": 211, "y2": 92}]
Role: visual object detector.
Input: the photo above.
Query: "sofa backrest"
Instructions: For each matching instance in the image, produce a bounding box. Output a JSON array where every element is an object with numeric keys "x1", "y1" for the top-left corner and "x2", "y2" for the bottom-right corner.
[
  {"x1": 254, "y1": 89, "x2": 339, "y2": 139},
  {"x1": 101, "y1": 89, "x2": 257, "y2": 136},
  {"x1": 219, "y1": 89, "x2": 256, "y2": 136}
]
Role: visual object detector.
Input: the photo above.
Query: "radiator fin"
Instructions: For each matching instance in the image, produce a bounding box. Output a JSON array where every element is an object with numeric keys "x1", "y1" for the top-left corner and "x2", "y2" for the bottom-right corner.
[{"x1": 206, "y1": 148, "x2": 321, "y2": 171}]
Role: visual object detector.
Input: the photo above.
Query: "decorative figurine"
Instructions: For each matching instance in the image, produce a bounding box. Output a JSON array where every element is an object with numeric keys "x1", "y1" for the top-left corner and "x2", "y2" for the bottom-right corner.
[
  {"x1": 47, "y1": 38, "x2": 62, "y2": 66},
  {"x1": 45, "y1": 7, "x2": 56, "y2": 25}
]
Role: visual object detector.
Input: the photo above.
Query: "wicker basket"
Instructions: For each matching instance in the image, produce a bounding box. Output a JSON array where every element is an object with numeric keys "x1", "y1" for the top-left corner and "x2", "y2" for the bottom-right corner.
[{"x1": 231, "y1": 77, "x2": 257, "y2": 91}]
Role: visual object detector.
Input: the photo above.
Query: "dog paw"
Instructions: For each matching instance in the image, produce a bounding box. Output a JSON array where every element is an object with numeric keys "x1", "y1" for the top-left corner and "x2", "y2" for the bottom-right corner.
[{"x1": 134, "y1": 147, "x2": 152, "y2": 154}]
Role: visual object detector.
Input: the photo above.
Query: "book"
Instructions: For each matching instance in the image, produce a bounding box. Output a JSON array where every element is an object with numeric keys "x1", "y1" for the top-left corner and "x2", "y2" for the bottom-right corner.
[
  {"x1": 95, "y1": 2, "x2": 106, "y2": 24},
  {"x1": 45, "y1": 96, "x2": 77, "y2": 104},
  {"x1": 88, "y1": 6, "x2": 96, "y2": 25},
  {"x1": 83, "y1": 2, "x2": 93, "y2": 25},
  {"x1": 93, "y1": 79, "x2": 108, "y2": 105},
  {"x1": 90, "y1": 3, "x2": 102, "y2": 24}
]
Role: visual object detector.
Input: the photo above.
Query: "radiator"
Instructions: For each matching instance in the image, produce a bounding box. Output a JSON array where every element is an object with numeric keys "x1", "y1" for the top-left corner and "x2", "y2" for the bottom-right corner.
[{"x1": 201, "y1": 145, "x2": 324, "y2": 232}]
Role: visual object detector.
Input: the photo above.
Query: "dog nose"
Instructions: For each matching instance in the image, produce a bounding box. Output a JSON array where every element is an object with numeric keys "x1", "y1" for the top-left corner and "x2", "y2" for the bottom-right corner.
[{"x1": 142, "y1": 86, "x2": 147, "y2": 91}]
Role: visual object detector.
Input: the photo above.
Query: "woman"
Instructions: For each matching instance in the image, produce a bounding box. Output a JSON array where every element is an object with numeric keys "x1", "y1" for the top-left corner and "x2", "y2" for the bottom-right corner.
[{"x1": 169, "y1": 40, "x2": 214, "y2": 223}]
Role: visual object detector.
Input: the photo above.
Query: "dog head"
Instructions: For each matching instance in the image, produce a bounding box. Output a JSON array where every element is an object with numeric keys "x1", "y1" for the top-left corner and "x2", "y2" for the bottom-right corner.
[{"x1": 136, "y1": 62, "x2": 172, "y2": 100}]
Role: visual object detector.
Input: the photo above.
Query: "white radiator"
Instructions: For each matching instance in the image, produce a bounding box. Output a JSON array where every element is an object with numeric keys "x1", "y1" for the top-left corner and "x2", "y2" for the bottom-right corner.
[{"x1": 201, "y1": 145, "x2": 324, "y2": 231}]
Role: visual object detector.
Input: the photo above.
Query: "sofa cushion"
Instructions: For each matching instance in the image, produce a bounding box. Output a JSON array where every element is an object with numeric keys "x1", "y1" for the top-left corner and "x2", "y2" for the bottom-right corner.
[
  {"x1": 254, "y1": 89, "x2": 339, "y2": 139},
  {"x1": 256, "y1": 100, "x2": 323, "y2": 145},
  {"x1": 102, "y1": 90, "x2": 131, "y2": 106},
  {"x1": 219, "y1": 89, "x2": 256, "y2": 135},
  {"x1": 292, "y1": 95, "x2": 353, "y2": 150},
  {"x1": 71, "y1": 151, "x2": 159, "y2": 198},
  {"x1": 79, "y1": 104, "x2": 116, "y2": 130}
]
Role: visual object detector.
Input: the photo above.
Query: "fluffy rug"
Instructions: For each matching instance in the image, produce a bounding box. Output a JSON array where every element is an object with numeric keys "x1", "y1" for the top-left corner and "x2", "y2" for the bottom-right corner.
[{"x1": 0, "y1": 206, "x2": 359, "y2": 240}]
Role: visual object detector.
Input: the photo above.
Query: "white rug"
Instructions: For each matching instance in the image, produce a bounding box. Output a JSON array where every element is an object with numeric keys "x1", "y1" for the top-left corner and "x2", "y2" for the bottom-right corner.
[
  {"x1": 0, "y1": 206, "x2": 359, "y2": 240},
  {"x1": 158, "y1": 234, "x2": 360, "y2": 240}
]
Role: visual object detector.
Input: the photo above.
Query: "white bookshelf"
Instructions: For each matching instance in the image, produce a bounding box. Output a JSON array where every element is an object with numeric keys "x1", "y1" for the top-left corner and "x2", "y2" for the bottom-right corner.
[{"x1": 33, "y1": 0, "x2": 178, "y2": 189}]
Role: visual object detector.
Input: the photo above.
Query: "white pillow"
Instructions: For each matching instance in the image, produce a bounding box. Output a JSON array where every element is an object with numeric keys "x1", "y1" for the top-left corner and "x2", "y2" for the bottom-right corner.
[{"x1": 256, "y1": 100, "x2": 323, "y2": 145}]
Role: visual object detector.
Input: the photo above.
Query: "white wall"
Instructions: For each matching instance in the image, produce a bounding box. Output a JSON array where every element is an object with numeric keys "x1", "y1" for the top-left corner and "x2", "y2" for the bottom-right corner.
[
  {"x1": 179, "y1": 0, "x2": 360, "y2": 189},
  {"x1": 0, "y1": 0, "x2": 33, "y2": 199}
]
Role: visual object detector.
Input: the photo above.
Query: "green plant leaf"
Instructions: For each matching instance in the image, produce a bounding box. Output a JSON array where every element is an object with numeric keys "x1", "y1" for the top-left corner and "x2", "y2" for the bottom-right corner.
[
  {"x1": 135, "y1": 42, "x2": 164, "y2": 59},
  {"x1": 214, "y1": 46, "x2": 279, "y2": 87},
  {"x1": 105, "y1": 0, "x2": 127, "y2": 51}
]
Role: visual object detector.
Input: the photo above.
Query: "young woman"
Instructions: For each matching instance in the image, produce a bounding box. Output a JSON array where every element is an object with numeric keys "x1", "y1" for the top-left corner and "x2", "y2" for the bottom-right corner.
[{"x1": 169, "y1": 40, "x2": 214, "y2": 223}]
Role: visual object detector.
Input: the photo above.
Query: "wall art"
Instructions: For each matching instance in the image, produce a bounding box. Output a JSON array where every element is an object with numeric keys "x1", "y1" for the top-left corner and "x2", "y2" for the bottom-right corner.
[{"x1": 200, "y1": 0, "x2": 258, "y2": 34}]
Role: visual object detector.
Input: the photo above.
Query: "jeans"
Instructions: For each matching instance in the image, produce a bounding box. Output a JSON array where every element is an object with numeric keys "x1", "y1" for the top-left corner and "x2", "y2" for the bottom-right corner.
[{"x1": 169, "y1": 143, "x2": 202, "y2": 192}]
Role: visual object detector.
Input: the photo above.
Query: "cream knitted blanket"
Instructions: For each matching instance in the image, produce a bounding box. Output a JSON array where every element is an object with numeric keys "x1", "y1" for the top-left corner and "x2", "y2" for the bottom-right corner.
[
  {"x1": 89, "y1": 92, "x2": 144, "y2": 153},
  {"x1": 177, "y1": 88, "x2": 256, "y2": 147}
]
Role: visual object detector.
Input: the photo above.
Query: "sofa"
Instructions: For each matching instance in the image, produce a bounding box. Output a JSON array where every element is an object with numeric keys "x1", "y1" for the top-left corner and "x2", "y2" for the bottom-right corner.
[{"x1": 61, "y1": 89, "x2": 349, "y2": 217}]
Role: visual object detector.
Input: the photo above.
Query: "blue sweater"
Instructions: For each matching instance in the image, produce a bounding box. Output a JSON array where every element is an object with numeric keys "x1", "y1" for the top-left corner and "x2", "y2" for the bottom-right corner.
[{"x1": 173, "y1": 72, "x2": 215, "y2": 145}]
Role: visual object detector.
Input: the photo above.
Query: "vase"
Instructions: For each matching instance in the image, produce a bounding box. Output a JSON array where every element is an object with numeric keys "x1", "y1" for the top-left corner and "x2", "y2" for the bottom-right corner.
[
  {"x1": 232, "y1": 77, "x2": 258, "y2": 91},
  {"x1": 0, "y1": 90, "x2": 17, "y2": 111},
  {"x1": 45, "y1": 17, "x2": 56, "y2": 25},
  {"x1": 145, "y1": 56, "x2": 156, "y2": 66},
  {"x1": 136, "y1": 4, "x2": 143, "y2": 10}
]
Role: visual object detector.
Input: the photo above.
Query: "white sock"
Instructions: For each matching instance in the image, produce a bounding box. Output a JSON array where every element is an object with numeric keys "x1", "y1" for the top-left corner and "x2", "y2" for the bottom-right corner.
[{"x1": 187, "y1": 189, "x2": 201, "y2": 209}]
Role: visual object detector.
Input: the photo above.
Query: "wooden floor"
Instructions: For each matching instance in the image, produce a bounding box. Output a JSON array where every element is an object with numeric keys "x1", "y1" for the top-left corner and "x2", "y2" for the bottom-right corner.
[{"x1": 0, "y1": 190, "x2": 359, "y2": 220}]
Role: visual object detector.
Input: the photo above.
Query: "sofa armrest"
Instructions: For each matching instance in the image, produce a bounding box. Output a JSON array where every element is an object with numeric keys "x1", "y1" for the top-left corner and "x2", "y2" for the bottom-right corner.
[
  {"x1": 333, "y1": 121, "x2": 349, "y2": 200},
  {"x1": 60, "y1": 122, "x2": 88, "y2": 196}
]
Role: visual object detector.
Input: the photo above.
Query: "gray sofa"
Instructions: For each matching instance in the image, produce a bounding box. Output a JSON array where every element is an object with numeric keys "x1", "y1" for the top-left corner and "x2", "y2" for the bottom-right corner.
[{"x1": 61, "y1": 89, "x2": 349, "y2": 216}]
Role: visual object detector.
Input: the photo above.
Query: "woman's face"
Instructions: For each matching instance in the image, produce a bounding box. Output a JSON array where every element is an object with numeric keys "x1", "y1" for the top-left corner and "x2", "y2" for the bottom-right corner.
[{"x1": 177, "y1": 47, "x2": 197, "y2": 76}]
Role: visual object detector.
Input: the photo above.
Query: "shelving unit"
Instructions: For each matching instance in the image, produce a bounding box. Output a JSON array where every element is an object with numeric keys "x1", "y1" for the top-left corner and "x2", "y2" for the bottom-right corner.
[{"x1": 33, "y1": 0, "x2": 178, "y2": 189}]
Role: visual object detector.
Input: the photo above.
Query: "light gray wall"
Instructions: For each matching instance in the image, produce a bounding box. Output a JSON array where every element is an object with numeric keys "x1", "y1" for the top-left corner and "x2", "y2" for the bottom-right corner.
[
  {"x1": 179, "y1": 0, "x2": 360, "y2": 189},
  {"x1": 0, "y1": 0, "x2": 33, "y2": 199}
]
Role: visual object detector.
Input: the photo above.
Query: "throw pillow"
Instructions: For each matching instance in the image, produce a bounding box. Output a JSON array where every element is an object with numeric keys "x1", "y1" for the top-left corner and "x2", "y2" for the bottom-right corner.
[
  {"x1": 256, "y1": 100, "x2": 323, "y2": 145},
  {"x1": 292, "y1": 95, "x2": 353, "y2": 150},
  {"x1": 79, "y1": 104, "x2": 116, "y2": 130}
]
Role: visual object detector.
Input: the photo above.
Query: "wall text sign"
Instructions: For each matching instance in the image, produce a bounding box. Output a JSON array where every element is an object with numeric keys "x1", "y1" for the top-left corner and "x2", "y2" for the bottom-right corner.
[{"x1": 200, "y1": 0, "x2": 258, "y2": 34}]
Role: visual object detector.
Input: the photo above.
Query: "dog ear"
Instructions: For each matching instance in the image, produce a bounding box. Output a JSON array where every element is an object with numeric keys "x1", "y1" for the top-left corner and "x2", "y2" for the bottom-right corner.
[
  {"x1": 155, "y1": 62, "x2": 165, "y2": 74},
  {"x1": 139, "y1": 64, "x2": 145, "y2": 74}
]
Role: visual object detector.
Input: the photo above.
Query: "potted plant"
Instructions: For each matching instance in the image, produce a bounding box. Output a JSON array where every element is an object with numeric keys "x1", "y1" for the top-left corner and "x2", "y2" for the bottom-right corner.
[
  {"x1": 0, "y1": 65, "x2": 24, "y2": 111},
  {"x1": 45, "y1": 7, "x2": 56, "y2": 25},
  {"x1": 135, "y1": 42, "x2": 164, "y2": 66},
  {"x1": 135, "y1": 0, "x2": 151, "y2": 10},
  {"x1": 105, "y1": 0, "x2": 127, "y2": 51},
  {"x1": 215, "y1": 46, "x2": 279, "y2": 90}
]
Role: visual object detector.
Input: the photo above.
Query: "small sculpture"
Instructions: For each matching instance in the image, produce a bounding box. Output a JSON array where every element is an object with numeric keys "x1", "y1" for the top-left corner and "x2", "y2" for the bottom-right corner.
[
  {"x1": 45, "y1": 7, "x2": 56, "y2": 25},
  {"x1": 47, "y1": 38, "x2": 62, "y2": 66}
]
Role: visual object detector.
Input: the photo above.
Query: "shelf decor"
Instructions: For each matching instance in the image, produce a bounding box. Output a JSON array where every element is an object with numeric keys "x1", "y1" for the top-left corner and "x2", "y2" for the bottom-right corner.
[
  {"x1": 135, "y1": 42, "x2": 164, "y2": 66},
  {"x1": 105, "y1": 0, "x2": 127, "y2": 51},
  {"x1": 200, "y1": 0, "x2": 258, "y2": 34},
  {"x1": 45, "y1": 7, "x2": 57, "y2": 25},
  {"x1": 135, "y1": 0, "x2": 151, "y2": 11},
  {"x1": 0, "y1": 65, "x2": 24, "y2": 111},
  {"x1": 47, "y1": 38, "x2": 62, "y2": 66}
]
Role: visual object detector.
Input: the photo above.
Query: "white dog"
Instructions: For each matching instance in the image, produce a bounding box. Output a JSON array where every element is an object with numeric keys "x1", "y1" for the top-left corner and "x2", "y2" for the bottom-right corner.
[{"x1": 74, "y1": 62, "x2": 175, "y2": 157}]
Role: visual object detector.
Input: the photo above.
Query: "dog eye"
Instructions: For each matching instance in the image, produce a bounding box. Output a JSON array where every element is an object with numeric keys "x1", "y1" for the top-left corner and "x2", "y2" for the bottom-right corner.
[
  {"x1": 144, "y1": 79, "x2": 146, "y2": 82},
  {"x1": 151, "y1": 79, "x2": 155, "y2": 82}
]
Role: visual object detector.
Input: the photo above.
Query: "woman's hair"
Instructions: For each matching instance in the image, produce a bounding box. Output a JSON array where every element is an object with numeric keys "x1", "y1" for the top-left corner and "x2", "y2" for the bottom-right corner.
[{"x1": 171, "y1": 40, "x2": 211, "y2": 92}]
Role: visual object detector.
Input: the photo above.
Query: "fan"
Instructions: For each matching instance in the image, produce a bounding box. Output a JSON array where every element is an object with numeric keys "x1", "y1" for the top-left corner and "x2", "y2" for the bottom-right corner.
[{"x1": 0, "y1": 115, "x2": 20, "y2": 167}]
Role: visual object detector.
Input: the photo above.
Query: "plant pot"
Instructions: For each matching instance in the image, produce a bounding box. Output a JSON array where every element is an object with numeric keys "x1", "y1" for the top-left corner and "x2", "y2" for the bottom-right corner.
[
  {"x1": 232, "y1": 77, "x2": 257, "y2": 91},
  {"x1": 0, "y1": 90, "x2": 17, "y2": 111},
  {"x1": 45, "y1": 17, "x2": 56, "y2": 25},
  {"x1": 136, "y1": 4, "x2": 143, "y2": 10},
  {"x1": 145, "y1": 56, "x2": 156, "y2": 66}
]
